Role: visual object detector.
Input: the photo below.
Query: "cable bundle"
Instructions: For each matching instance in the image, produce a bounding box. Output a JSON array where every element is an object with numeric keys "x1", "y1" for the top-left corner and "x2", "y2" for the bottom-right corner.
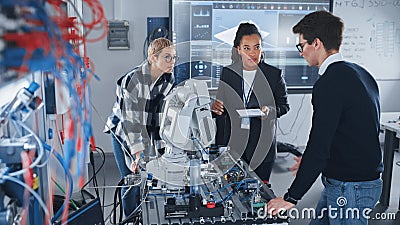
[{"x1": 0, "y1": 0, "x2": 108, "y2": 224}]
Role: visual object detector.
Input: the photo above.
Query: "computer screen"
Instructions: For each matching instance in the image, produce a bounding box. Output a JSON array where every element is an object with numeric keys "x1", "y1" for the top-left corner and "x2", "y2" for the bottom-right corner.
[{"x1": 170, "y1": 0, "x2": 332, "y2": 91}]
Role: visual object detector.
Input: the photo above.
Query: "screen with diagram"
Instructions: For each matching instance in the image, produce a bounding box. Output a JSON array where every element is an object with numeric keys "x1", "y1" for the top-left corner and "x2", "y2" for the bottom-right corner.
[
  {"x1": 333, "y1": 0, "x2": 400, "y2": 80},
  {"x1": 170, "y1": 0, "x2": 332, "y2": 91}
]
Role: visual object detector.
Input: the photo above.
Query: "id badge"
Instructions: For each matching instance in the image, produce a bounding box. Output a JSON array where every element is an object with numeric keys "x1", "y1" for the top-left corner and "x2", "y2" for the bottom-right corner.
[{"x1": 241, "y1": 117, "x2": 250, "y2": 130}]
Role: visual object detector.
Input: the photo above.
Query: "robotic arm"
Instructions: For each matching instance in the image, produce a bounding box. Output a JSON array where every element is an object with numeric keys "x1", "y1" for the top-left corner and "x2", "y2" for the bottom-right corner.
[
  {"x1": 147, "y1": 79, "x2": 216, "y2": 189},
  {"x1": 160, "y1": 79, "x2": 215, "y2": 154}
]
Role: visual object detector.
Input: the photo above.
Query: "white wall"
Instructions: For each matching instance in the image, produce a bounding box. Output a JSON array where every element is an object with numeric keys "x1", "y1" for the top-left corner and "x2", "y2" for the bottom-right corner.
[
  {"x1": 85, "y1": 0, "x2": 169, "y2": 153},
  {"x1": 85, "y1": 1, "x2": 400, "y2": 153},
  {"x1": 277, "y1": 94, "x2": 313, "y2": 147},
  {"x1": 378, "y1": 80, "x2": 400, "y2": 112}
]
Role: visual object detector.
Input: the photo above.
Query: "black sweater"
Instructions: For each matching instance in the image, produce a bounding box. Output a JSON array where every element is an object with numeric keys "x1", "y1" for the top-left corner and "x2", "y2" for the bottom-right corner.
[{"x1": 288, "y1": 61, "x2": 383, "y2": 200}]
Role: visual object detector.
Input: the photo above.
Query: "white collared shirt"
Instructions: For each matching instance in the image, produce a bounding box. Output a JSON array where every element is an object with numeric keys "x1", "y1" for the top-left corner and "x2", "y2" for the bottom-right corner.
[
  {"x1": 318, "y1": 53, "x2": 344, "y2": 75},
  {"x1": 243, "y1": 69, "x2": 256, "y2": 107}
]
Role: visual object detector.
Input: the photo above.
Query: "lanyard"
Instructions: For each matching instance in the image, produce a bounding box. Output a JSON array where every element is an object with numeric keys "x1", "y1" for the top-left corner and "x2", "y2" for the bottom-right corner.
[{"x1": 242, "y1": 76, "x2": 255, "y2": 108}]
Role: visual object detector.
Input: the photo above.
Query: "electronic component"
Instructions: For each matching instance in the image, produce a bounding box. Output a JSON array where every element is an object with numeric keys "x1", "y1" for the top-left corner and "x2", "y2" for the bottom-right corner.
[
  {"x1": 0, "y1": 82, "x2": 42, "y2": 123},
  {"x1": 0, "y1": 140, "x2": 35, "y2": 165},
  {"x1": 142, "y1": 80, "x2": 288, "y2": 224},
  {"x1": 107, "y1": 20, "x2": 130, "y2": 50},
  {"x1": 142, "y1": 154, "x2": 289, "y2": 224}
]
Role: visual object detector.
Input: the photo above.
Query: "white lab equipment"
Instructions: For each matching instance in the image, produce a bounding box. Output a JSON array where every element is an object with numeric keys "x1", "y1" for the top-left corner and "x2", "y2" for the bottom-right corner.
[{"x1": 146, "y1": 79, "x2": 215, "y2": 189}]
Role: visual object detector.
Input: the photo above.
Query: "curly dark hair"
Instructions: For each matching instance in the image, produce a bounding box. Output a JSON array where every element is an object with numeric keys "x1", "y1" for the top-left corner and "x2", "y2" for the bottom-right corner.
[{"x1": 231, "y1": 22, "x2": 262, "y2": 63}]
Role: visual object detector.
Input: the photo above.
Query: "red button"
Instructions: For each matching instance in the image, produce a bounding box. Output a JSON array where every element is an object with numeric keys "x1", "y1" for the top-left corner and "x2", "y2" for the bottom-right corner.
[{"x1": 206, "y1": 201, "x2": 216, "y2": 208}]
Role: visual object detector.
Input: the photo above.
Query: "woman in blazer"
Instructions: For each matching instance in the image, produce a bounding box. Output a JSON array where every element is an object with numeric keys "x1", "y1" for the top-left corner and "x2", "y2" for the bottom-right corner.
[{"x1": 212, "y1": 22, "x2": 289, "y2": 183}]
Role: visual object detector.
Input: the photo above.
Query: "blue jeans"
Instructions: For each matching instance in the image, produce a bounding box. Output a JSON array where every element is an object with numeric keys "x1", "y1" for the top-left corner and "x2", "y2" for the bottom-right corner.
[
  {"x1": 111, "y1": 133, "x2": 140, "y2": 217},
  {"x1": 309, "y1": 176, "x2": 382, "y2": 225}
]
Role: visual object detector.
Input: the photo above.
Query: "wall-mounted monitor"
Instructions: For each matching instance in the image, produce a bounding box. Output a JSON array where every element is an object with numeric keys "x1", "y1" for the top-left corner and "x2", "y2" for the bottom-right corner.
[{"x1": 170, "y1": 0, "x2": 332, "y2": 92}]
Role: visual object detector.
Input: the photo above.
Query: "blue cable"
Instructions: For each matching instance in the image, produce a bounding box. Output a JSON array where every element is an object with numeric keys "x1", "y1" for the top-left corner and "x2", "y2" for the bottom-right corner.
[
  {"x1": 42, "y1": 142, "x2": 74, "y2": 223},
  {"x1": 191, "y1": 137, "x2": 209, "y2": 156},
  {"x1": 213, "y1": 178, "x2": 258, "y2": 204},
  {"x1": 1, "y1": 5, "x2": 98, "y2": 222}
]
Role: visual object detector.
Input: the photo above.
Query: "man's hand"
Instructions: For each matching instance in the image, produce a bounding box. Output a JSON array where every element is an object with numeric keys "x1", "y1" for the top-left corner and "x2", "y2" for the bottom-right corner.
[
  {"x1": 266, "y1": 197, "x2": 295, "y2": 216},
  {"x1": 289, "y1": 156, "x2": 302, "y2": 176},
  {"x1": 211, "y1": 99, "x2": 224, "y2": 115}
]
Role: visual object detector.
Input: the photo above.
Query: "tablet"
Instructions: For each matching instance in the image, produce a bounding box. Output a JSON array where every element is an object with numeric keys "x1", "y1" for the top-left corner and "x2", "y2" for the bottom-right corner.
[{"x1": 236, "y1": 109, "x2": 265, "y2": 118}]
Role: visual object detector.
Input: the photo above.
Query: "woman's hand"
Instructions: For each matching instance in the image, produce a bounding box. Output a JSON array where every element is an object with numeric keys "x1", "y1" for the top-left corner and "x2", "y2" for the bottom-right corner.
[
  {"x1": 211, "y1": 99, "x2": 224, "y2": 115},
  {"x1": 130, "y1": 152, "x2": 142, "y2": 173},
  {"x1": 261, "y1": 105, "x2": 270, "y2": 120}
]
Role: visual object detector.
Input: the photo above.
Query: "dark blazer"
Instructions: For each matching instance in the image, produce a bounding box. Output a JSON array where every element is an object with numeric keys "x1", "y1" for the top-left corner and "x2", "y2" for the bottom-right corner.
[{"x1": 215, "y1": 61, "x2": 289, "y2": 170}]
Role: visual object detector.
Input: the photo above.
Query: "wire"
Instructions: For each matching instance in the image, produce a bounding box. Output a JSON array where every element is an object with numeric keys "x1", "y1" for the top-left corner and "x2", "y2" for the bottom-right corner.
[
  {"x1": 42, "y1": 142, "x2": 74, "y2": 224},
  {"x1": 103, "y1": 202, "x2": 118, "y2": 208},
  {"x1": 142, "y1": 26, "x2": 169, "y2": 59},
  {"x1": 91, "y1": 152, "x2": 100, "y2": 198},
  {"x1": 192, "y1": 137, "x2": 209, "y2": 156},
  {"x1": 36, "y1": 119, "x2": 57, "y2": 168},
  {"x1": 251, "y1": 189, "x2": 256, "y2": 216},
  {"x1": 111, "y1": 179, "x2": 124, "y2": 225},
  {"x1": 95, "y1": 147, "x2": 105, "y2": 187},
  {"x1": 20, "y1": 150, "x2": 33, "y2": 225},
  {"x1": 80, "y1": 145, "x2": 105, "y2": 196},
  {"x1": 205, "y1": 182, "x2": 238, "y2": 195},
  {"x1": 84, "y1": 185, "x2": 138, "y2": 189},
  {"x1": 60, "y1": 0, "x2": 108, "y2": 44},
  {"x1": 2, "y1": 175, "x2": 51, "y2": 225},
  {"x1": 51, "y1": 177, "x2": 79, "y2": 210},
  {"x1": 396, "y1": 161, "x2": 400, "y2": 167},
  {"x1": 34, "y1": 145, "x2": 53, "y2": 168},
  {"x1": 8, "y1": 120, "x2": 44, "y2": 177},
  {"x1": 90, "y1": 100, "x2": 135, "y2": 164},
  {"x1": 83, "y1": 146, "x2": 108, "y2": 216},
  {"x1": 10, "y1": 119, "x2": 24, "y2": 137},
  {"x1": 100, "y1": 147, "x2": 107, "y2": 216},
  {"x1": 214, "y1": 178, "x2": 257, "y2": 204},
  {"x1": 119, "y1": 186, "x2": 149, "y2": 225},
  {"x1": 277, "y1": 94, "x2": 306, "y2": 136},
  {"x1": 104, "y1": 201, "x2": 121, "y2": 225}
]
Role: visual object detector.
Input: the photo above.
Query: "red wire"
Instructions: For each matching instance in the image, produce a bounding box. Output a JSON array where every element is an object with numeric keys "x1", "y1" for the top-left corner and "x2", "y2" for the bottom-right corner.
[
  {"x1": 81, "y1": 0, "x2": 108, "y2": 42},
  {"x1": 20, "y1": 151, "x2": 34, "y2": 225}
]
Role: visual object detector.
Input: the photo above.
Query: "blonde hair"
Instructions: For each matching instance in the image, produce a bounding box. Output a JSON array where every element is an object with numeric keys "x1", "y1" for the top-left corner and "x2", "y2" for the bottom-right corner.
[{"x1": 147, "y1": 38, "x2": 173, "y2": 61}]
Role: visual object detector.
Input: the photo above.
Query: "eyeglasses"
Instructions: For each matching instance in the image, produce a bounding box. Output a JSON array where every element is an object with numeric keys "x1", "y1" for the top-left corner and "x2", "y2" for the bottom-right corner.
[
  {"x1": 162, "y1": 55, "x2": 179, "y2": 63},
  {"x1": 295, "y1": 41, "x2": 308, "y2": 53}
]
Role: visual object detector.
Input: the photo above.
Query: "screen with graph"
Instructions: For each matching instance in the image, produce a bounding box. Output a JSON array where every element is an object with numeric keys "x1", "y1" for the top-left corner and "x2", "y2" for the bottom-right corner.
[{"x1": 170, "y1": 0, "x2": 332, "y2": 91}]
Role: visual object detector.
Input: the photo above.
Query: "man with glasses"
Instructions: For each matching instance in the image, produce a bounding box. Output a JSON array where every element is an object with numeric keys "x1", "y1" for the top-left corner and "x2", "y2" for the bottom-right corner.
[
  {"x1": 295, "y1": 41, "x2": 308, "y2": 53},
  {"x1": 104, "y1": 38, "x2": 177, "y2": 221},
  {"x1": 267, "y1": 11, "x2": 383, "y2": 225}
]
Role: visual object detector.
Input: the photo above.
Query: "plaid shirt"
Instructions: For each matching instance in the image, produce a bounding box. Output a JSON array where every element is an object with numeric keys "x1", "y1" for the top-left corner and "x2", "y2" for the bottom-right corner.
[{"x1": 104, "y1": 61, "x2": 175, "y2": 155}]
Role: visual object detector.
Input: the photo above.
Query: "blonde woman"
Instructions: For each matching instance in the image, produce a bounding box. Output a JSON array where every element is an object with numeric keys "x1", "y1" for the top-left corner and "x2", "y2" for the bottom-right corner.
[{"x1": 104, "y1": 38, "x2": 177, "y2": 218}]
